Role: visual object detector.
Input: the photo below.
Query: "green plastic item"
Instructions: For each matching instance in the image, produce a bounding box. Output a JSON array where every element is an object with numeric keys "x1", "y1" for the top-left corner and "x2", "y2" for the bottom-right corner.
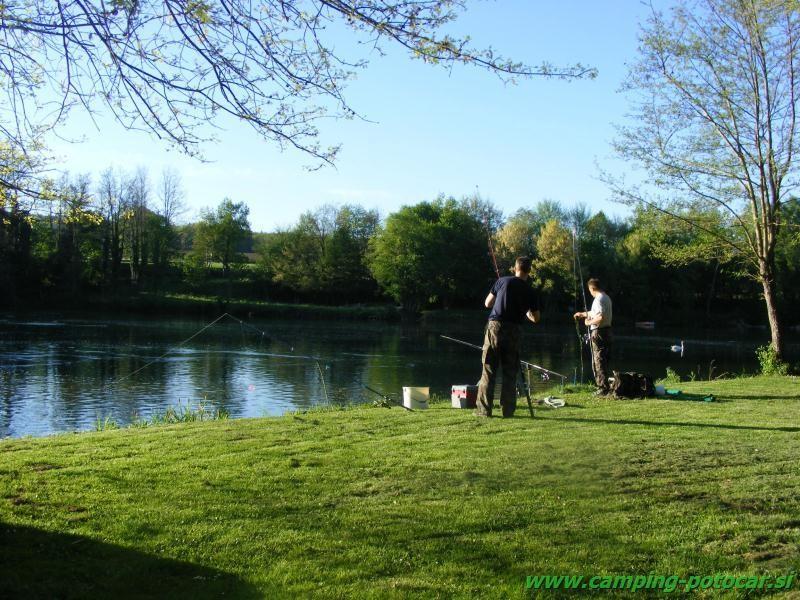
[{"x1": 664, "y1": 389, "x2": 715, "y2": 402}]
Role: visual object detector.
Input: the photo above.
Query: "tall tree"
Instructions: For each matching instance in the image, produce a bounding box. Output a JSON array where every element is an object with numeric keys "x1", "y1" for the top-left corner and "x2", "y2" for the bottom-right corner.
[
  {"x1": 368, "y1": 198, "x2": 487, "y2": 310},
  {"x1": 495, "y1": 209, "x2": 539, "y2": 268},
  {"x1": 260, "y1": 204, "x2": 380, "y2": 301},
  {"x1": 152, "y1": 167, "x2": 186, "y2": 272},
  {"x1": 125, "y1": 168, "x2": 151, "y2": 285},
  {"x1": 194, "y1": 199, "x2": 251, "y2": 280},
  {"x1": 97, "y1": 167, "x2": 127, "y2": 284},
  {"x1": 533, "y1": 219, "x2": 573, "y2": 308},
  {"x1": 0, "y1": 143, "x2": 40, "y2": 302},
  {"x1": 608, "y1": 0, "x2": 800, "y2": 359},
  {"x1": 157, "y1": 168, "x2": 186, "y2": 228},
  {"x1": 323, "y1": 205, "x2": 380, "y2": 297}
]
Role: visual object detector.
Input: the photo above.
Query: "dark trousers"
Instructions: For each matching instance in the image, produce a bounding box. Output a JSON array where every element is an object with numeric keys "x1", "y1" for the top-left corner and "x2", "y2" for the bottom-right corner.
[
  {"x1": 591, "y1": 328, "x2": 612, "y2": 391},
  {"x1": 477, "y1": 320, "x2": 520, "y2": 417}
]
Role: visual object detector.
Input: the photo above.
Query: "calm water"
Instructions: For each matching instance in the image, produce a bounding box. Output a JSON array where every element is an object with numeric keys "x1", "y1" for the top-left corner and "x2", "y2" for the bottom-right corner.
[{"x1": 0, "y1": 314, "x2": 790, "y2": 437}]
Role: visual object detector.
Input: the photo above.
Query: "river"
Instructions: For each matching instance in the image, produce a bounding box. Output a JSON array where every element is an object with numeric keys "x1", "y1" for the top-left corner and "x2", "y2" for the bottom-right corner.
[{"x1": 0, "y1": 314, "x2": 789, "y2": 437}]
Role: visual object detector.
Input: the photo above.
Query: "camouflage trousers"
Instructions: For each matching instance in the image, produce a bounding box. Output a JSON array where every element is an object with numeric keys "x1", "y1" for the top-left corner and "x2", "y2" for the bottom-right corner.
[
  {"x1": 590, "y1": 328, "x2": 612, "y2": 392},
  {"x1": 476, "y1": 320, "x2": 521, "y2": 417}
]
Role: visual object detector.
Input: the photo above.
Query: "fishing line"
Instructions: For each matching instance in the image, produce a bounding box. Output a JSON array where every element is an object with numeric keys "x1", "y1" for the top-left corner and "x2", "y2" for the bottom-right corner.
[
  {"x1": 316, "y1": 361, "x2": 330, "y2": 404},
  {"x1": 112, "y1": 313, "x2": 232, "y2": 385},
  {"x1": 109, "y1": 312, "x2": 316, "y2": 389},
  {"x1": 220, "y1": 313, "x2": 294, "y2": 352},
  {"x1": 7, "y1": 314, "x2": 337, "y2": 410}
]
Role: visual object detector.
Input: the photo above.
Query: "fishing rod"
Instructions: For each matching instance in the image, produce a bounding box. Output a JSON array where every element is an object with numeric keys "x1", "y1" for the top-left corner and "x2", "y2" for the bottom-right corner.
[
  {"x1": 440, "y1": 334, "x2": 537, "y2": 419},
  {"x1": 519, "y1": 364, "x2": 536, "y2": 419},
  {"x1": 484, "y1": 213, "x2": 501, "y2": 279},
  {"x1": 571, "y1": 228, "x2": 596, "y2": 383},
  {"x1": 363, "y1": 385, "x2": 414, "y2": 411},
  {"x1": 571, "y1": 228, "x2": 585, "y2": 383},
  {"x1": 439, "y1": 335, "x2": 568, "y2": 383}
]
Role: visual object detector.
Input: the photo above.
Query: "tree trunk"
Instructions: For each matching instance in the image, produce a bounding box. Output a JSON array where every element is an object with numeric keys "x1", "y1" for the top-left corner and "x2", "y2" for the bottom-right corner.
[
  {"x1": 130, "y1": 239, "x2": 140, "y2": 285},
  {"x1": 760, "y1": 267, "x2": 784, "y2": 360},
  {"x1": 111, "y1": 225, "x2": 122, "y2": 283}
]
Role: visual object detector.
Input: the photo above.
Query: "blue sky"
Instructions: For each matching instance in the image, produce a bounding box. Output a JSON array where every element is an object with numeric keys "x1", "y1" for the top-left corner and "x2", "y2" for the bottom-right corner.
[{"x1": 47, "y1": 1, "x2": 663, "y2": 231}]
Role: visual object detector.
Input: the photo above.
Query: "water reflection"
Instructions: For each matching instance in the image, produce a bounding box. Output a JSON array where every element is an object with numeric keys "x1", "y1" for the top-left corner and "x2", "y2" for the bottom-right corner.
[{"x1": 0, "y1": 315, "x2": 788, "y2": 438}]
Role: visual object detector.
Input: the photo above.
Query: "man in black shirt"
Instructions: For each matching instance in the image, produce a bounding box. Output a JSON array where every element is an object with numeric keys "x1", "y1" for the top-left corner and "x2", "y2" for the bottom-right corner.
[{"x1": 477, "y1": 256, "x2": 541, "y2": 417}]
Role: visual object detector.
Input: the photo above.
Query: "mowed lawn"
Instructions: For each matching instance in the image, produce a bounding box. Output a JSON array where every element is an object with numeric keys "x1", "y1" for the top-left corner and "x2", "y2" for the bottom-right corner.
[{"x1": 1, "y1": 377, "x2": 799, "y2": 599}]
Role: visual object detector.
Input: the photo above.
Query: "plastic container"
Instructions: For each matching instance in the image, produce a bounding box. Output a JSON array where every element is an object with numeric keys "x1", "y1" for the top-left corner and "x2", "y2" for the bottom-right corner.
[
  {"x1": 402, "y1": 386, "x2": 430, "y2": 409},
  {"x1": 655, "y1": 385, "x2": 666, "y2": 396},
  {"x1": 451, "y1": 385, "x2": 478, "y2": 408}
]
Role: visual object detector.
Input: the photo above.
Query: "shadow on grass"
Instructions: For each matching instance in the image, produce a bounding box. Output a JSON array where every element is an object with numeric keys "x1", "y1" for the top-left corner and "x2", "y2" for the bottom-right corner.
[
  {"x1": 550, "y1": 416, "x2": 800, "y2": 433},
  {"x1": 717, "y1": 395, "x2": 800, "y2": 401},
  {"x1": 0, "y1": 522, "x2": 259, "y2": 600}
]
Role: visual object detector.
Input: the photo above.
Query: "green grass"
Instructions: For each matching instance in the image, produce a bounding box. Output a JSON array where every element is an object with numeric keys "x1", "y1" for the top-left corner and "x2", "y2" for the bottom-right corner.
[
  {"x1": 1, "y1": 376, "x2": 799, "y2": 598},
  {"x1": 97, "y1": 402, "x2": 230, "y2": 431}
]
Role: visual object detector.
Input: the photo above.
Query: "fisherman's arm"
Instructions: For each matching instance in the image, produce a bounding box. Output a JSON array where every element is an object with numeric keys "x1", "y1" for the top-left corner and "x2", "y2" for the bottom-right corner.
[
  {"x1": 527, "y1": 310, "x2": 540, "y2": 324},
  {"x1": 584, "y1": 312, "x2": 603, "y2": 326},
  {"x1": 484, "y1": 293, "x2": 496, "y2": 308}
]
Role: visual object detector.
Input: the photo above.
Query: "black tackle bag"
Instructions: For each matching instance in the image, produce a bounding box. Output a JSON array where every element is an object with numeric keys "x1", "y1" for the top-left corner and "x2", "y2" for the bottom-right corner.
[{"x1": 610, "y1": 371, "x2": 656, "y2": 399}]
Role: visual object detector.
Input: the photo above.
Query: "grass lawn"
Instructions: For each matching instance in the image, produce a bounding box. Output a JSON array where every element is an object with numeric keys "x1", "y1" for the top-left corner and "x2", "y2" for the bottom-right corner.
[{"x1": 1, "y1": 376, "x2": 799, "y2": 598}]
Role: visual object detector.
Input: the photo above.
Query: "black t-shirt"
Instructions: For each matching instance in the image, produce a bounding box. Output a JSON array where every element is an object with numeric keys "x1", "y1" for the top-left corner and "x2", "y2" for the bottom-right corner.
[{"x1": 487, "y1": 276, "x2": 540, "y2": 324}]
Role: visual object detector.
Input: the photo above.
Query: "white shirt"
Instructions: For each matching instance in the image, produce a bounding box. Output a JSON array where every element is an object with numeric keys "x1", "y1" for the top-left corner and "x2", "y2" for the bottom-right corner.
[{"x1": 589, "y1": 292, "x2": 612, "y2": 330}]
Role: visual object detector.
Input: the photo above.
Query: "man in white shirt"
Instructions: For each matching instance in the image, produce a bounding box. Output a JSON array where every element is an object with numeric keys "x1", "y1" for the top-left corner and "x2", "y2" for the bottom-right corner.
[{"x1": 573, "y1": 278, "x2": 613, "y2": 396}]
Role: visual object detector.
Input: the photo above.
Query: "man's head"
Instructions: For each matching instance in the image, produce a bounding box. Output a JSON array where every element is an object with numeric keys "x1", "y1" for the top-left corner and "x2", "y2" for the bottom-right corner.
[
  {"x1": 587, "y1": 277, "x2": 603, "y2": 297},
  {"x1": 514, "y1": 256, "x2": 532, "y2": 280}
]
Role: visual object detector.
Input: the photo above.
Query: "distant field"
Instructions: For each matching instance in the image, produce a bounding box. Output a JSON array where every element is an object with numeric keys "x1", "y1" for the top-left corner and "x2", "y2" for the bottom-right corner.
[{"x1": 1, "y1": 376, "x2": 798, "y2": 598}]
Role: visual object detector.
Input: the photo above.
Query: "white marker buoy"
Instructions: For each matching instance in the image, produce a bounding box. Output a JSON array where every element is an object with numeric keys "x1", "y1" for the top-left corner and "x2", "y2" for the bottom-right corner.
[{"x1": 670, "y1": 340, "x2": 685, "y2": 357}]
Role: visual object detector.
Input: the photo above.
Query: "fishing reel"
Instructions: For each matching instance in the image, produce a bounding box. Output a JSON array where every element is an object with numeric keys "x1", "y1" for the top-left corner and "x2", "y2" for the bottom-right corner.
[{"x1": 582, "y1": 332, "x2": 591, "y2": 346}]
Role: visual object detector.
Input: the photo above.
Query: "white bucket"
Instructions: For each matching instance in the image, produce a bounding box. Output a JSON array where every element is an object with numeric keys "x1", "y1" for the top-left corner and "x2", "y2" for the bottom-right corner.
[{"x1": 402, "y1": 386, "x2": 429, "y2": 410}]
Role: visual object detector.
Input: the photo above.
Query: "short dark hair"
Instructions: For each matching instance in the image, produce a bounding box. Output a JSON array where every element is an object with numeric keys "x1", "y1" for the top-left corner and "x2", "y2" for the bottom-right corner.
[
  {"x1": 587, "y1": 278, "x2": 602, "y2": 290},
  {"x1": 515, "y1": 256, "x2": 532, "y2": 274}
]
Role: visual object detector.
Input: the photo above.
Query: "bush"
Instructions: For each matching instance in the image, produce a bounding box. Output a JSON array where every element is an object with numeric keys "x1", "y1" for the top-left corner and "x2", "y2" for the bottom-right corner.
[{"x1": 756, "y1": 345, "x2": 789, "y2": 376}]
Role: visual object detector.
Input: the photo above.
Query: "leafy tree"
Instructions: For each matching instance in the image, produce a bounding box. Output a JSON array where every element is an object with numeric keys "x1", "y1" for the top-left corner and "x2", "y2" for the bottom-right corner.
[
  {"x1": 322, "y1": 205, "x2": 380, "y2": 298},
  {"x1": 579, "y1": 212, "x2": 628, "y2": 289},
  {"x1": 123, "y1": 168, "x2": 152, "y2": 286},
  {"x1": 193, "y1": 199, "x2": 251, "y2": 280},
  {"x1": 608, "y1": 0, "x2": 800, "y2": 359},
  {"x1": 621, "y1": 206, "x2": 753, "y2": 322},
  {"x1": 258, "y1": 204, "x2": 379, "y2": 301},
  {"x1": 775, "y1": 198, "x2": 800, "y2": 308},
  {"x1": 259, "y1": 228, "x2": 324, "y2": 296},
  {"x1": 495, "y1": 210, "x2": 539, "y2": 269},
  {"x1": 97, "y1": 167, "x2": 128, "y2": 285},
  {"x1": 533, "y1": 219, "x2": 573, "y2": 309},
  {"x1": 565, "y1": 203, "x2": 591, "y2": 238},
  {"x1": 0, "y1": 143, "x2": 40, "y2": 302},
  {"x1": 368, "y1": 198, "x2": 488, "y2": 310},
  {"x1": 530, "y1": 200, "x2": 566, "y2": 231}
]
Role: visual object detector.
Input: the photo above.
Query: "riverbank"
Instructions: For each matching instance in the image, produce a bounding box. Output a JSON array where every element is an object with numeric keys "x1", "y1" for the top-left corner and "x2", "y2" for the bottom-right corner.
[
  {"x1": 90, "y1": 292, "x2": 403, "y2": 321},
  {"x1": 1, "y1": 376, "x2": 799, "y2": 598}
]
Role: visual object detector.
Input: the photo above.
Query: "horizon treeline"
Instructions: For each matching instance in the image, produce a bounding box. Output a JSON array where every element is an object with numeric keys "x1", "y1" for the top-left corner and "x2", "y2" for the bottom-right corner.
[{"x1": 1, "y1": 165, "x2": 799, "y2": 328}]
